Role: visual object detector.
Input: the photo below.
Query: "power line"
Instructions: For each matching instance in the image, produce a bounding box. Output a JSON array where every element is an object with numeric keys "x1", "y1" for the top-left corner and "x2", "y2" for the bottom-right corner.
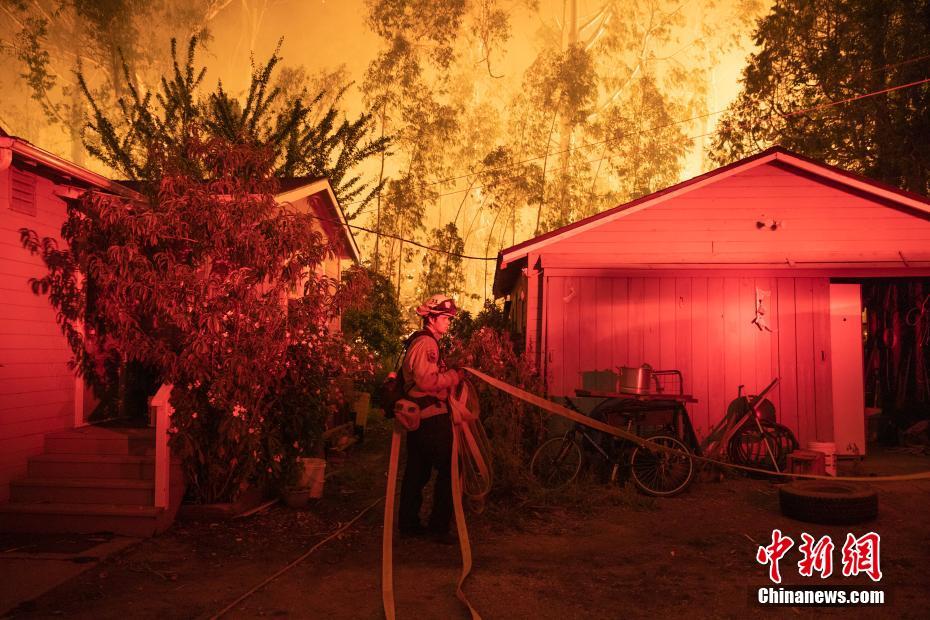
[
  {"x1": 344, "y1": 219, "x2": 497, "y2": 261},
  {"x1": 786, "y1": 76, "x2": 930, "y2": 117},
  {"x1": 302, "y1": 211, "x2": 499, "y2": 261},
  {"x1": 315, "y1": 133, "x2": 722, "y2": 263}
]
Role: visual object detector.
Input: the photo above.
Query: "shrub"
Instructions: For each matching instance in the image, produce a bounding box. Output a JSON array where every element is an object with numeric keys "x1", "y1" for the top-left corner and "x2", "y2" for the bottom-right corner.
[
  {"x1": 341, "y1": 265, "x2": 407, "y2": 388},
  {"x1": 447, "y1": 324, "x2": 546, "y2": 498},
  {"x1": 22, "y1": 132, "x2": 373, "y2": 503}
]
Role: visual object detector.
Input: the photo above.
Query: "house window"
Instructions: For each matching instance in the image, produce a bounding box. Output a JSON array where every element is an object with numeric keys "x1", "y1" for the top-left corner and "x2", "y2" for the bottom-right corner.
[{"x1": 10, "y1": 167, "x2": 37, "y2": 216}]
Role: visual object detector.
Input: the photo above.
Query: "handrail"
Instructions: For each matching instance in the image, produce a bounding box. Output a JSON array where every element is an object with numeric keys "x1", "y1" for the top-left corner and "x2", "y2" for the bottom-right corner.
[{"x1": 148, "y1": 384, "x2": 174, "y2": 510}]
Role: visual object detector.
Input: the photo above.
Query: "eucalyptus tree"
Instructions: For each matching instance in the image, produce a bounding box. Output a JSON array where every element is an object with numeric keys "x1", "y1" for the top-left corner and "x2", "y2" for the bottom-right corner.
[
  {"x1": 362, "y1": 0, "x2": 515, "y2": 299},
  {"x1": 512, "y1": 0, "x2": 762, "y2": 233},
  {"x1": 0, "y1": 0, "x2": 232, "y2": 163},
  {"x1": 362, "y1": 0, "x2": 762, "y2": 304},
  {"x1": 416, "y1": 222, "x2": 467, "y2": 300}
]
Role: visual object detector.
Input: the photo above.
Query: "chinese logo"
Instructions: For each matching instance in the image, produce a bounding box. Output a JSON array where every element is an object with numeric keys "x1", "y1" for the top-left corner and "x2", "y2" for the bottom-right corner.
[{"x1": 756, "y1": 530, "x2": 882, "y2": 583}]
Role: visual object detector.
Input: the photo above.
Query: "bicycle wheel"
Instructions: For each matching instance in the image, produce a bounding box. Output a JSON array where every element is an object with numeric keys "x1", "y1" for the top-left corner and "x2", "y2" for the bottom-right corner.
[
  {"x1": 531, "y1": 436, "x2": 583, "y2": 489},
  {"x1": 728, "y1": 420, "x2": 798, "y2": 472},
  {"x1": 629, "y1": 435, "x2": 694, "y2": 497}
]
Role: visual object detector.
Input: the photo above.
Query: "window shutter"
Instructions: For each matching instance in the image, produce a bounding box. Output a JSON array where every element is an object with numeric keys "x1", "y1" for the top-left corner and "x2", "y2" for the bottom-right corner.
[{"x1": 10, "y1": 167, "x2": 37, "y2": 216}]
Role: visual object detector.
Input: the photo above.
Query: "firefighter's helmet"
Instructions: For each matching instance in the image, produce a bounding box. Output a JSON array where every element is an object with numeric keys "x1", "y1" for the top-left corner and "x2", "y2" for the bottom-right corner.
[{"x1": 415, "y1": 294, "x2": 458, "y2": 317}]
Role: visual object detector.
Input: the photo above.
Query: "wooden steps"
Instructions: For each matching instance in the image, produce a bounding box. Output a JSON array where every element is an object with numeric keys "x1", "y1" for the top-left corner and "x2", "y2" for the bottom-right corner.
[
  {"x1": 43, "y1": 427, "x2": 155, "y2": 456},
  {"x1": 27, "y1": 453, "x2": 157, "y2": 480},
  {"x1": 11, "y1": 477, "x2": 155, "y2": 505},
  {"x1": 0, "y1": 426, "x2": 184, "y2": 537}
]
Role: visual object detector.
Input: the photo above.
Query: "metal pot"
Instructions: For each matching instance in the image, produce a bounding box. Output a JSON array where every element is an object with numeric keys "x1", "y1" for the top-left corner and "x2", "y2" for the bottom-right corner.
[{"x1": 618, "y1": 364, "x2": 653, "y2": 394}]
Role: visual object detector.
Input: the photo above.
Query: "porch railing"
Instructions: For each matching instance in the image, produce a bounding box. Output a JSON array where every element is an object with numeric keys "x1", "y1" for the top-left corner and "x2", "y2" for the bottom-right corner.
[{"x1": 148, "y1": 384, "x2": 173, "y2": 510}]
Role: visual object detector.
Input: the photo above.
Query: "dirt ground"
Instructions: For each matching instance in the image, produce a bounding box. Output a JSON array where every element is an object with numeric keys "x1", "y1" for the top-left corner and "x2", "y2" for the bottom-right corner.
[{"x1": 6, "y1": 419, "x2": 930, "y2": 620}]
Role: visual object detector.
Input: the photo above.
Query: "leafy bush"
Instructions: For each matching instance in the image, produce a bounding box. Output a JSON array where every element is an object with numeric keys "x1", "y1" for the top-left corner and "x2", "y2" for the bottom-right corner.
[
  {"x1": 20, "y1": 38, "x2": 388, "y2": 504},
  {"x1": 341, "y1": 266, "x2": 407, "y2": 385},
  {"x1": 449, "y1": 299, "x2": 510, "y2": 343},
  {"x1": 21, "y1": 132, "x2": 373, "y2": 503},
  {"x1": 447, "y1": 324, "x2": 546, "y2": 498}
]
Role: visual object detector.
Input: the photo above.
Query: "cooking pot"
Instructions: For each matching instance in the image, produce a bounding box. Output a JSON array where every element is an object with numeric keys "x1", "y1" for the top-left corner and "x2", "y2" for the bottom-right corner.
[{"x1": 618, "y1": 364, "x2": 653, "y2": 394}]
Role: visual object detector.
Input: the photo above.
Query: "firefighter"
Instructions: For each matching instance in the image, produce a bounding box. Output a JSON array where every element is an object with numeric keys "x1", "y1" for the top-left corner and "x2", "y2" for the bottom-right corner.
[{"x1": 397, "y1": 294, "x2": 465, "y2": 545}]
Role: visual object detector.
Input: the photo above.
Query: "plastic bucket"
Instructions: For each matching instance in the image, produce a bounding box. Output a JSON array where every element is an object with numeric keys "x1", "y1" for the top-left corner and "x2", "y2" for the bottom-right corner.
[
  {"x1": 807, "y1": 442, "x2": 837, "y2": 476},
  {"x1": 299, "y1": 457, "x2": 327, "y2": 499}
]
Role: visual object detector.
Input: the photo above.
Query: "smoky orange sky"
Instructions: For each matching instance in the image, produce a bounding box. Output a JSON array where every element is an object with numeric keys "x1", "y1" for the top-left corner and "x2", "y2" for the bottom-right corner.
[{"x1": 205, "y1": 0, "x2": 765, "y2": 179}]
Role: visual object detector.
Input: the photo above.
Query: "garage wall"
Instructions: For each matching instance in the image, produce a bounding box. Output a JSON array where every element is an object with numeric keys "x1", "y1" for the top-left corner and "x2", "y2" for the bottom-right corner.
[{"x1": 543, "y1": 274, "x2": 834, "y2": 447}]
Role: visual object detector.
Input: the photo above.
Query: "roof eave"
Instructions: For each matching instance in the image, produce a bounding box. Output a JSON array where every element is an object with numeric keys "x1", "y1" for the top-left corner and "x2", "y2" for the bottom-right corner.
[
  {"x1": 0, "y1": 137, "x2": 134, "y2": 196},
  {"x1": 771, "y1": 151, "x2": 930, "y2": 215}
]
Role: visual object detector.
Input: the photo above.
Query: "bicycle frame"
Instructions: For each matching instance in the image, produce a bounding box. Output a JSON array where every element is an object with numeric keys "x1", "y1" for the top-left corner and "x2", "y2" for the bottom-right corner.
[
  {"x1": 564, "y1": 425, "x2": 630, "y2": 483},
  {"x1": 533, "y1": 398, "x2": 696, "y2": 495},
  {"x1": 561, "y1": 396, "x2": 639, "y2": 482}
]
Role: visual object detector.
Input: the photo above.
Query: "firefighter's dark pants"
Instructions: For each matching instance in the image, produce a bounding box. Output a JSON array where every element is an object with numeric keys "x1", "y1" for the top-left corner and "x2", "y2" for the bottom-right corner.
[{"x1": 398, "y1": 413, "x2": 453, "y2": 534}]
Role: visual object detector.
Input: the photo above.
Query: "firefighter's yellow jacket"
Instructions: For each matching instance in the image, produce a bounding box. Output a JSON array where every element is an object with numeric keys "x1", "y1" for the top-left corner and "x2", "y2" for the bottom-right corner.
[{"x1": 402, "y1": 332, "x2": 460, "y2": 418}]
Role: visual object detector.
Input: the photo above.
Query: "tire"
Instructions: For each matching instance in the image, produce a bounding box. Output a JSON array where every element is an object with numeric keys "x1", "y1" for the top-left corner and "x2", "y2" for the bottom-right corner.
[
  {"x1": 629, "y1": 435, "x2": 694, "y2": 497},
  {"x1": 778, "y1": 481, "x2": 878, "y2": 525},
  {"x1": 531, "y1": 437, "x2": 583, "y2": 489},
  {"x1": 728, "y1": 420, "x2": 798, "y2": 472}
]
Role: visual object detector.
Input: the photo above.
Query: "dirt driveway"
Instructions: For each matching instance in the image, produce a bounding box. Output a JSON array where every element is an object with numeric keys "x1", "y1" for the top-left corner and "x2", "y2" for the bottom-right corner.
[{"x1": 8, "y1": 421, "x2": 930, "y2": 619}]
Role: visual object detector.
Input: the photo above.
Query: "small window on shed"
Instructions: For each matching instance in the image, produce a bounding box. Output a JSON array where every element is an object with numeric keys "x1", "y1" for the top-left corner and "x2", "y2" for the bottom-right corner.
[{"x1": 10, "y1": 167, "x2": 37, "y2": 216}]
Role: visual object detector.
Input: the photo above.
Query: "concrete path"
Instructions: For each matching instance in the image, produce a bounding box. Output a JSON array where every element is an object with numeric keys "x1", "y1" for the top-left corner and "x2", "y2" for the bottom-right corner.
[{"x1": 0, "y1": 533, "x2": 139, "y2": 616}]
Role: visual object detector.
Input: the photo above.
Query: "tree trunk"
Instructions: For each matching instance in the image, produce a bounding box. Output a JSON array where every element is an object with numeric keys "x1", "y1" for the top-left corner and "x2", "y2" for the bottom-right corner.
[
  {"x1": 374, "y1": 105, "x2": 387, "y2": 273},
  {"x1": 556, "y1": 0, "x2": 578, "y2": 224},
  {"x1": 70, "y1": 15, "x2": 85, "y2": 165}
]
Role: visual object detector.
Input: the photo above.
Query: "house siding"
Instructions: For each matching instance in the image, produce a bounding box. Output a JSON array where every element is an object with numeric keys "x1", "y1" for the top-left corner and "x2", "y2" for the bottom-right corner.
[
  {"x1": 0, "y1": 165, "x2": 75, "y2": 501},
  {"x1": 543, "y1": 274, "x2": 834, "y2": 448},
  {"x1": 537, "y1": 163, "x2": 930, "y2": 267}
]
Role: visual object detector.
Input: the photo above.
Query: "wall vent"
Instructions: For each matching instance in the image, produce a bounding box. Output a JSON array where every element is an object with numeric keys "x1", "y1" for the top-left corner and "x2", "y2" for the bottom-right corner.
[{"x1": 10, "y1": 167, "x2": 37, "y2": 216}]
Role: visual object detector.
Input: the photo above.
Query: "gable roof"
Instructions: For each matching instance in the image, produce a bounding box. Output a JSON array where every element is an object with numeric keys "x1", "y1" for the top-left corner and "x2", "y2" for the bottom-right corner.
[
  {"x1": 274, "y1": 178, "x2": 360, "y2": 263},
  {"x1": 501, "y1": 146, "x2": 930, "y2": 268},
  {"x1": 494, "y1": 146, "x2": 930, "y2": 295},
  {"x1": 276, "y1": 175, "x2": 327, "y2": 193},
  {"x1": 1, "y1": 134, "x2": 360, "y2": 264}
]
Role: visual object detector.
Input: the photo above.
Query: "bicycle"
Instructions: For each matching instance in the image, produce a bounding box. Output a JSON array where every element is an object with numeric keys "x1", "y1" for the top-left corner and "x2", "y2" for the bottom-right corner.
[{"x1": 530, "y1": 402, "x2": 695, "y2": 497}]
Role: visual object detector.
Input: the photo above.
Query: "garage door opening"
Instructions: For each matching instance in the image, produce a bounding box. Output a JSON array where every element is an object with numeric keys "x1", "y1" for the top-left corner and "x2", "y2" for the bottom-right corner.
[{"x1": 858, "y1": 278, "x2": 930, "y2": 450}]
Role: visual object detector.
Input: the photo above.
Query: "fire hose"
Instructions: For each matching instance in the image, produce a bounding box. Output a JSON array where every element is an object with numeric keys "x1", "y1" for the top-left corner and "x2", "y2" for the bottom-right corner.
[{"x1": 382, "y1": 366, "x2": 930, "y2": 619}]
